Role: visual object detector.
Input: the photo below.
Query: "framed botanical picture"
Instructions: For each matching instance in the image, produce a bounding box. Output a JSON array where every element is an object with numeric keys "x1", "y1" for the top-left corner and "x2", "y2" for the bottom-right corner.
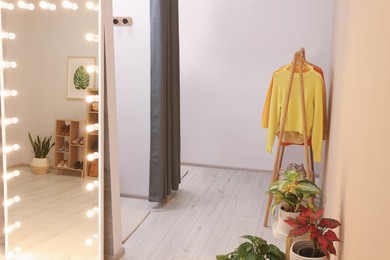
[{"x1": 67, "y1": 57, "x2": 96, "y2": 99}]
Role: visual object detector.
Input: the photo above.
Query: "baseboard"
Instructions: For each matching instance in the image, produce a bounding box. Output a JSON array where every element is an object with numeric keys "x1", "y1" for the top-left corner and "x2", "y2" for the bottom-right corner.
[
  {"x1": 181, "y1": 162, "x2": 273, "y2": 174},
  {"x1": 105, "y1": 247, "x2": 125, "y2": 260},
  {"x1": 7, "y1": 163, "x2": 29, "y2": 169},
  {"x1": 120, "y1": 193, "x2": 148, "y2": 200}
]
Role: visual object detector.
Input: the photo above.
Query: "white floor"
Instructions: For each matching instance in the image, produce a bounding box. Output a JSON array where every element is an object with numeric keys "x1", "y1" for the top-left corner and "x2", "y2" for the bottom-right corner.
[
  {"x1": 121, "y1": 166, "x2": 284, "y2": 260},
  {"x1": 7, "y1": 167, "x2": 99, "y2": 260}
]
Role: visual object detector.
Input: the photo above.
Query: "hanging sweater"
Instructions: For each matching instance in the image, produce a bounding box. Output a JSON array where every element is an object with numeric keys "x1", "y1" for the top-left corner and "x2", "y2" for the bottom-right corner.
[
  {"x1": 266, "y1": 67, "x2": 324, "y2": 162},
  {"x1": 262, "y1": 65, "x2": 328, "y2": 140}
]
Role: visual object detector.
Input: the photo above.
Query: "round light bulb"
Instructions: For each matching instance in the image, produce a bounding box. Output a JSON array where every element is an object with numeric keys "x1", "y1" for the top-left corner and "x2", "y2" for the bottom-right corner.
[
  {"x1": 86, "y1": 183, "x2": 94, "y2": 190},
  {"x1": 13, "y1": 196, "x2": 21, "y2": 203},
  {"x1": 85, "y1": 239, "x2": 93, "y2": 246},
  {"x1": 12, "y1": 144, "x2": 20, "y2": 151},
  {"x1": 85, "y1": 33, "x2": 98, "y2": 42},
  {"x1": 14, "y1": 222, "x2": 21, "y2": 228},
  {"x1": 86, "y1": 95, "x2": 99, "y2": 103},
  {"x1": 87, "y1": 210, "x2": 94, "y2": 218}
]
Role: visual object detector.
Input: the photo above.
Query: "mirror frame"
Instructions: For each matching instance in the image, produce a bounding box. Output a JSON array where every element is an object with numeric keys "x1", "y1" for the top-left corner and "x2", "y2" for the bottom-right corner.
[{"x1": 0, "y1": 1, "x2": 104, "y2": 258}]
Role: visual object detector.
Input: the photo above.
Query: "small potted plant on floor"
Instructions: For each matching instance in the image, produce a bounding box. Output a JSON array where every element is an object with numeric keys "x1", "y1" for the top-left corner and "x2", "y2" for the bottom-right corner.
[
  {"x1": 216, "y1": 235, "x2": 285, "y2": 260},
  {"x1": 28, "y1": 133, "x2": 55, "y2": 174},
  {"x1": 267, "y1": 169, "x2": 321, "y2": 235},
  {"x1": 285, "y1": 206, "x2": 341, "y2": 260}
]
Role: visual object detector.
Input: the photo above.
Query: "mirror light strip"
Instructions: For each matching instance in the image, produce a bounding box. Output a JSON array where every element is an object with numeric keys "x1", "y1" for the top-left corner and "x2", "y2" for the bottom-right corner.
[
  {"x1": 0, "y1": 1, "x2": 14, "y2": 10},
  {"x1": 17, "y1": 1, "x2": 34, "y2": 10},
  {"x1": 0, "y1": 32, "x2": 15, "y2": 40}
]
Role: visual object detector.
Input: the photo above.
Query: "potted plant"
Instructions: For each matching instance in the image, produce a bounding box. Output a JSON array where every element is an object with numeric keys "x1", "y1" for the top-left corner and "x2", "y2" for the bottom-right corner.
[
  {"x1": 267, "y1": 169, "x2": 321, "y2": 234},
  {"x1": 285, "y1": 206, "x2": 341, "y2": 259},
  {"x1": 28, "y1": 133, "x2": 55, "y2": 174},
  {"x1": 216, "y1": 235, "x2": 285, "y2": 260}
]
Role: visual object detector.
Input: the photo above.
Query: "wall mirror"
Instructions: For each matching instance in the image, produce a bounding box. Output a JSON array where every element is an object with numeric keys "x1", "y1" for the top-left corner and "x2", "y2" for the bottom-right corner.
[{"x1": 0, "y1": 0, "x2": 102, "y2": 259}]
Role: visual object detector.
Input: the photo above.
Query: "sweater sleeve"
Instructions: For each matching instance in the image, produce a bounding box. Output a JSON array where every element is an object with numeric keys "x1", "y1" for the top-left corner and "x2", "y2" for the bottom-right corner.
[
  {"x1": 261, "y1": 76, "x2": 274, "y2": 128},
  {"x1": 312, "y1": 77, "x2": 324, "y2": 162},
  {"x1": 266, "y1": 74, "x2": 281, "y2": 153}
]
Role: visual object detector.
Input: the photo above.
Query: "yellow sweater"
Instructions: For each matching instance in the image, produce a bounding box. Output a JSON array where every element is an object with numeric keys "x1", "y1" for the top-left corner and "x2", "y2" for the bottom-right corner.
[{"x1": 266, "y1": 67, "x2": 324, "y2": 162}]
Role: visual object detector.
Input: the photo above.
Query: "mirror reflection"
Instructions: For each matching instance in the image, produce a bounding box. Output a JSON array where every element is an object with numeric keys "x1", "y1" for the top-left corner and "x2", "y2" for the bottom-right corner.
[{"x1": 1, "y1": 1, "x2": 100, "y2": 259}]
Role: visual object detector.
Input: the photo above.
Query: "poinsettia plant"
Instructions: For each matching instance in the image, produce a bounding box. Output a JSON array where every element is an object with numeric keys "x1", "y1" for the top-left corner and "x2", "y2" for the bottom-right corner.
[{"x1": 285, "y1": 206, "x2": 341, "y2": 257}]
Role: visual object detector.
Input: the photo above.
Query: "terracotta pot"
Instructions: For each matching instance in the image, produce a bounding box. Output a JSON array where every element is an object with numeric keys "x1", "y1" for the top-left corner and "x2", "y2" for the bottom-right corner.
[
  {"x1": 278, "y1": 207, "x2": 300, "y2": 234},
  {"x1": 30, "y1": 158, "x2": 50, "y2": 174},
  {"x1": 290, "y1": 240, "x2": 327, "y2": 260}
]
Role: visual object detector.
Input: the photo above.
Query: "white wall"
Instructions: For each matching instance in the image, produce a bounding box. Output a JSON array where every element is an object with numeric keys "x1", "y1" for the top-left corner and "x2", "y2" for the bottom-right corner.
[
  {"x1": 113, "y1": 0, "x2": 333, "y2": 197},
  {"x1": 112, "y1": 0, "x2": 151, "y2": 197},
  {"x1": 324, "y1": 0, "x2": 390, "y2": 259},
  {"x1": 180, "y1": 0, "x2": 334, "y2": 171},
  {"x1": 4, "y1": 8, "x2": 98, "y2": 166}
]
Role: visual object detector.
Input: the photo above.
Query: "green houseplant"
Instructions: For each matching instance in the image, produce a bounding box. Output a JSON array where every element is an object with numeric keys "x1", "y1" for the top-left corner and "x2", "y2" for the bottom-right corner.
[
  {"x1": 285, "y1": 206, "x2": 341, "y2": 259},
  {"x1": 28, "y1": 133, "x2": 55, "y2": 174},
  {"x1": 267, "y1": 169, "x2": 321, "y2": 236},
  {"x1": 216, "y1": 235, "x2": 285, "y2": 260}
]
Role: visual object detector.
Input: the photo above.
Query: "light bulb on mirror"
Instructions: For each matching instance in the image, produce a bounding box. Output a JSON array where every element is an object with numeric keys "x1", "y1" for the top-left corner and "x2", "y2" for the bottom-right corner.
[
  {"x1": 86, "y1": 207, "x2": 99, "y2": 218},
  {"x1": 2, "y1": 89, "x2": 18, "y2": 97},
  {"x1": 4, "y1": 196, "x2": 21, "y2": 207},
  {"x1": 86, "y1": 65, "x2": 99, "y2": 74},
  {"x1": 87, "y1": 152, "x2": 99, "y2": 161},
  {"x1": 1, "y1": 61, "x2": 17, "y2": 68},
  {"x1": 3, "y1": 117, "x2": 19, "y2": 125},
  {"x1": 62, "y1": 0, "x2": 78, "y2": 10},
  {"x1": 0, "y1": 1, "x2": 14, "y2": 10},
  {"x1": 4, "y1": 170, "x2": 20, "y2": 180},
  {"x1": 85, "y1": 234, "x2": 98, "y2": 246},
  {"x1": 86, "y1": 123, "x2": 99, "y2": 132},
  {"x1": 5, "y1": 221, "x2": 21, "y2": 234},
  {"x1": 86, "y1": 1, "x2": 99, "y2": 11},
  {"x1": 86, "y1": 180, "x2": 99, "y2": 191},
  {"x1": 17, "y1": 1, "x2": 34, "y2": 10},
  {"x1": 85, "y1": 33, "x2": 99, "y2": 42},
  {"x1": 86, "y1": 95, "x2": 99, "y2": 103},
  {"x1": 0, "y1": 31, "x2": 16, "y2": 39},
  {"x1": 39, "y1": 1, "x2": 56, "y2": 11},
  {"x1": 4, "y1": 144, "x2": 20, "y2": 153}
]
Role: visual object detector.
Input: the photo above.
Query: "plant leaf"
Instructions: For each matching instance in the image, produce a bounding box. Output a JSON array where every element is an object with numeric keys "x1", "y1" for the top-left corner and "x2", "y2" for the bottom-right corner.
[
  {"x1": 327, "y1": 242, "x2": 337, "y2": 255},
  {"x1": 267, "y1": 244, "x2": 285, "y2": 260},
  {"x1": 319, "y1": 218, "x2": 341, "y2": 229},
  {"x1": 284, "y1": 218, "x2": 298, "y2": 228},
  {"x1": 317, "y1": 235, "x2": 329, "y2": 255},
  {"x1": 323, "y1": 230, "x2": 341, "y2": 242},
  {"x1": 289, "y1": 225, "x2": 310, "y2": 237}
]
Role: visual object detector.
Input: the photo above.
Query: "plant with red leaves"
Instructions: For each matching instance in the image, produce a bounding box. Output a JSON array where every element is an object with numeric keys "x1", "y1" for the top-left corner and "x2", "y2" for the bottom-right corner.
[{"x1": 285, "y1": 206, "x2": 341, "y2": 257}]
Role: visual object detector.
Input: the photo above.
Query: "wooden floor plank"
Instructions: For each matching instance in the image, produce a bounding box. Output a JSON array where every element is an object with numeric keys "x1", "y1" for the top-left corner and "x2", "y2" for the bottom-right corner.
[
  {"x1": 7, "y1": 167, "x2": 98, "y2": 260},
  {"x1": 122, "y1": 166, "x2": 285, "y2": 260}
]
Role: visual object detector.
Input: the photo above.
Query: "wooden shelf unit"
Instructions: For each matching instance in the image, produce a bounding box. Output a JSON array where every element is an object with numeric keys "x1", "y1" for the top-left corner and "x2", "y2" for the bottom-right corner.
[
  {"x1": 54, "y1": 120, "x2": 86, "y2": 177},
  {"x1": 85, "y1": 88, "x2": 99, "y2": 178}
]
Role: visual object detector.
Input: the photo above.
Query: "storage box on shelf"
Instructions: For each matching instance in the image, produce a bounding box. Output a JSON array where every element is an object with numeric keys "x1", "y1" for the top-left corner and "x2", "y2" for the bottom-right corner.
[
  {"x1": 54, "y1": 120, "x2": 85, "y2": 177},
  {"x1": 85, "y1": 88, "x2": 99, "y2": 178}
]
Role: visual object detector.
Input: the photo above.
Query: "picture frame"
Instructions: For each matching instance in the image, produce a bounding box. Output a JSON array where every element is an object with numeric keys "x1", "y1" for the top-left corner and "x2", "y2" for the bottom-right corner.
[{"x1": 67, "y1": 57, "x2": 96, "y2": 99}]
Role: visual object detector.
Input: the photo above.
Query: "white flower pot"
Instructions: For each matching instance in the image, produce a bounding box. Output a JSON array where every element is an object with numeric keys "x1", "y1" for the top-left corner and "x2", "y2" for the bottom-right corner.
[
  {"x1": 30, "y1": 158, "x2": 50, "y2": 174},
  {"x1": 290, "y1": 240, "x2": 327, "y2": 260},
  {"x1": 278, "y1": 207, "x2": 300, "y2": 234}
]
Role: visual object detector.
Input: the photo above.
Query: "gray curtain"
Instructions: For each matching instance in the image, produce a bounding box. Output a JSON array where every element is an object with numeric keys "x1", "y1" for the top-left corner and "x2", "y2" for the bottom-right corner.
[{"x1": 149, "y1": 0, "x2": 181, "y2": 202}]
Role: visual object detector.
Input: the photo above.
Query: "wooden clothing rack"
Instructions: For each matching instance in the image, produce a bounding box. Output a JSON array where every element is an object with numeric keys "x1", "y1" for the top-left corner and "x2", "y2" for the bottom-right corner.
[{"x1": 263, "y1": 48, "x2": 316, "y2": 228}]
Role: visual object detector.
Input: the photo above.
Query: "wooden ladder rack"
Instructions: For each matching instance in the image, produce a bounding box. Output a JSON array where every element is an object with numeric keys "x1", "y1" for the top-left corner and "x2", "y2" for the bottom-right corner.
[{"x1": 263, "y1": 48, "x2": 316, "y2": 228}]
